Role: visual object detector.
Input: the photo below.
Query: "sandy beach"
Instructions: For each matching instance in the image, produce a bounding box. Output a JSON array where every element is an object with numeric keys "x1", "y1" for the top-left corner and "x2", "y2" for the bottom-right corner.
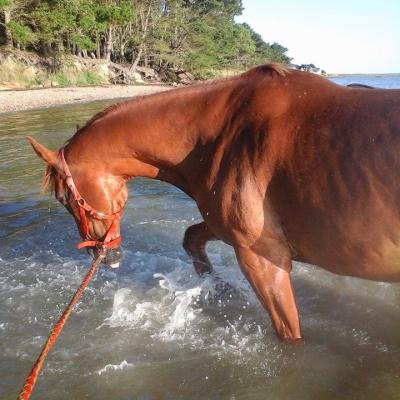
[{"x1": 0, "y1": 84, "x2": 171, "y2": 113}]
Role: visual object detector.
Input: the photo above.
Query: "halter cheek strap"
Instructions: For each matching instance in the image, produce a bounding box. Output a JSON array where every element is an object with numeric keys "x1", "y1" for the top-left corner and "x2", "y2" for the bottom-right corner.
[{"x1": 59, "y1": 148, "x2": 122, "y2": 255}]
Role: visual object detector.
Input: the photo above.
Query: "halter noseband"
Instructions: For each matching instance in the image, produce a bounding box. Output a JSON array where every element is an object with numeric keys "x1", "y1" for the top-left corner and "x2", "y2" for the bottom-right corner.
[{"x1": 59, "y1": 148, "x2": 122, "y2": 255}]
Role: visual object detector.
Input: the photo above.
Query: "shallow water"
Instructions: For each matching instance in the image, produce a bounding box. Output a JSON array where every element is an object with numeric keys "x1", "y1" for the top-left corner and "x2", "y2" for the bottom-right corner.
[{"x1": 1, "y1": 77, "x2": 400, "y2": 400}]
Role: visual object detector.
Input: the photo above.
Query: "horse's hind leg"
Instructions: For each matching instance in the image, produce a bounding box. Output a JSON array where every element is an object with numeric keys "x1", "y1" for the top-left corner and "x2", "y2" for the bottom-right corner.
[{"x1": 183, "y1": 222, "x2": 216, "y2": 275}]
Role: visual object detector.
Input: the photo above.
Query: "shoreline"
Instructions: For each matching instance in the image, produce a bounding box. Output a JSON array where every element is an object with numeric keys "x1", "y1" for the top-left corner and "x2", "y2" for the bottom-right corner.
[
  {"x1": 0, "y1": 84, "x2": 171, "y2": 114},
  {"x1": 328, "y1": 72, "x2": 400, "y2": 77},
  {"x1": 2, "y1": 72, "x2": 398, "y2": 114}
]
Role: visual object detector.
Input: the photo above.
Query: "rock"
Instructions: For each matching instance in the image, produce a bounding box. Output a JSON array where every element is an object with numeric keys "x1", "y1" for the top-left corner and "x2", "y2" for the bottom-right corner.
[
  {"x1": 136, "y1": 66, "x2": 159, "y2": 80},
  {"x1": 24, "y1": 65, "x2": 37, "y2": 80},
  {"x1": 177, "y1": 71, "x2": 195, "y2": 84},
  {"x1": 73, "y1": 60, "x2": 84, "y2": 72},
  {"x1": 95, "y1": 63, "x2": 110, "y2": 79},
  {"x1": 0, "y1": 81, "x2": 22, "y2": 90},
  {"x1": 132, "y1": 71, "x2": 144, "y2": 84},
  {"x1": 160, "y1": 69, "x2": 178, "y2": 83}
]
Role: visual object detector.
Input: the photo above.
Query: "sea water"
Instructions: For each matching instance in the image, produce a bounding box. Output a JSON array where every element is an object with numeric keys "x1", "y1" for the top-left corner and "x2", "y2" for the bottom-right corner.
[{"x1": 1, "y1": 76, "x2": 400, "y2": 400}]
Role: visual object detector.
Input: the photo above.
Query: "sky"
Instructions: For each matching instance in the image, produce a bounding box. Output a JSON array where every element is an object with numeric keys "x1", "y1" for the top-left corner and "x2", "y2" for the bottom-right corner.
[{"x1": 236, "y1": 0, "x2": 400, "y2": 74}]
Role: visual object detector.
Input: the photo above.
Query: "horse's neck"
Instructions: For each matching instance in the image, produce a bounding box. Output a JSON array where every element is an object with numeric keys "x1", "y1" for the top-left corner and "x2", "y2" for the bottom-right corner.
[{"x1": 70, "y1": 82, "x2": 239, "y2": 196}]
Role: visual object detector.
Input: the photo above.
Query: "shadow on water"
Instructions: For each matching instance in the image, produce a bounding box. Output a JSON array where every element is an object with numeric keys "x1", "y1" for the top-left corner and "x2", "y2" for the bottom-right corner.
[{"x1": 1, "y1": 81, "x2": 400, "y2": 399}]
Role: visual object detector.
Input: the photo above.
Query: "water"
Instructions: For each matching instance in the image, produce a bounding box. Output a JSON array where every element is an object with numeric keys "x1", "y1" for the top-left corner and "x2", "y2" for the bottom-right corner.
[
  {"x1": 330, "y1": 74, "x2": 400, "y2": 88},
  {"x1": 1, "y1": 76, "x2": 400, "y2": 400}
]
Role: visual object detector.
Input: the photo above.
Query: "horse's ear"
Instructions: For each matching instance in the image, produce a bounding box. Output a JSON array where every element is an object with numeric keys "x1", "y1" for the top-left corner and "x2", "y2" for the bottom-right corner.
[{"x1": 27, "y1": 136, "x2": 60, "y2": 169}]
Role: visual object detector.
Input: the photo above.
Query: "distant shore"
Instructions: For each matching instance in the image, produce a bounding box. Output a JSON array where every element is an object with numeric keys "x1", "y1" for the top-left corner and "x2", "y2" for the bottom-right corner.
[
  {"x1": 0, "y1": 84, "x2": 170, "y2": 114},
  {"x1": 328, "y1": 72, "x2": 400, "y2": 77}
]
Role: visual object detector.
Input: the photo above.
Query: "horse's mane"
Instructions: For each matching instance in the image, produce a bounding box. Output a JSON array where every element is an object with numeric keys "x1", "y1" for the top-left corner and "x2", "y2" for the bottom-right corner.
[
  {"x1": 42, "y1": 164, "x2": 57, "y2": 194},
  {"x1": 243, "y1": 63, "x2": 289, "y2": 78},
  {"x1": 66, "y1": 102, "x2": 123, "y2": 145},
  {"x1": 189, "y1": 63, "x2": 288, "y2": 90}
]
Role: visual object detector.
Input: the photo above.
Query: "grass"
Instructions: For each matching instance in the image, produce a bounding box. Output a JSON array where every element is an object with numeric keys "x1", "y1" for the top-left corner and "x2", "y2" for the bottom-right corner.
[
  {"x1": 50, "y1": 71, "x2": 104, "y2": 87},
  {"x1": 52, "y1": 73, "x2": 71, "y2": 86},
  {"x1": 75, "y1": 71, "x2": 104, "y2": 86},
  {"x1": 0, "y1": 61, "x2": 38, "y2": 88}
]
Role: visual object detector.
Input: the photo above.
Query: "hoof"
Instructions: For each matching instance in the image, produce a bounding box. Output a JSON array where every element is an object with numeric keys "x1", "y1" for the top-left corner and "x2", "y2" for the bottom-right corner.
[{"x1": 214, "y1": 277, "x2": 234, "y2": 297}]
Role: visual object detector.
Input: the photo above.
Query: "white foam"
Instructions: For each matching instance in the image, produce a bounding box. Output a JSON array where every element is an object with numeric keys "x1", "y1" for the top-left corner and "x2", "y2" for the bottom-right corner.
[
  {"x1": 97, "y1": 360, "x2": 134, "y2": 375},
  {"x1": 101, "y1": 261, "x2": 272, "y2": 363}
]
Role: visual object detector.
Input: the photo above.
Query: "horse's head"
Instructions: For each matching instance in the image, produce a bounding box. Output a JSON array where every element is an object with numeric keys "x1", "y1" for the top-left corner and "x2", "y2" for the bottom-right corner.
[{"x1": 27, "y1": 136, "x2": 128, "y2": 268}]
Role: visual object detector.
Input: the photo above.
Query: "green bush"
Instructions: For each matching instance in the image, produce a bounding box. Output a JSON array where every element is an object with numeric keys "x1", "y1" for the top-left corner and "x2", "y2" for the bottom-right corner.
[
  {"x1": 76, "y1": 71, "x2": 103, "y2": 85},
  {"x1": 53, "y1": 74, "x2": 71, "y2": 86}
]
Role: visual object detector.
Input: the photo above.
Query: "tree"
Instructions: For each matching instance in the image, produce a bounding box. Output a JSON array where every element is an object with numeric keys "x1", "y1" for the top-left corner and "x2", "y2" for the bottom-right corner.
[
  {"x1": 0, "y1": 0, "x2": 293, "y2": 79},
  {"x1": 0, "y1": 0, "x2": 36, "y2": 49},
  {"x1": 183, "y1": 0, "x2": 242, "y2": 19}
]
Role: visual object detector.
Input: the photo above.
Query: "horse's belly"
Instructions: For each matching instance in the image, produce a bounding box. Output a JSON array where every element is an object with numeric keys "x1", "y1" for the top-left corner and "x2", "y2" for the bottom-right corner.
[
  {"x1": 270, "y1": 171, "x2": 400, "y2": 282},
  {"x1": 356, "y1": 245, "x2": 400, "y2": 282},
  {"x1": 295, "y1": 234, "x2": 400, "y2": 282}
]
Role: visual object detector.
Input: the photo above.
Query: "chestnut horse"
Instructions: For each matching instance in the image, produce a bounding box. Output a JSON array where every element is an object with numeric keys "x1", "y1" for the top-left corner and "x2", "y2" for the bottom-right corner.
[{"x1": 28, "y1": 64, "x2": 400, "y2": 341}]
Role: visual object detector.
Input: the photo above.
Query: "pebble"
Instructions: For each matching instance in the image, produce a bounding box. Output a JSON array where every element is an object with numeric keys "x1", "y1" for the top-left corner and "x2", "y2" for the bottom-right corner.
[{"x1": 0, "y1": 84, "x2": 170, "y2": 114}]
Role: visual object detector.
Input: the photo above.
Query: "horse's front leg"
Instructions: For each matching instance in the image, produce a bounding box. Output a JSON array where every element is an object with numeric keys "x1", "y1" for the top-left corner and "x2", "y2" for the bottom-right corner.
[
  {"x1": 207, "y1": 178, "x2": 303, "y2": 341},
  {"x1": 235, "y1": 245, "x2": 302, "y2": 341},
  {"x1": 183, "y1": 222, "x2": 216, "y2": 275}
]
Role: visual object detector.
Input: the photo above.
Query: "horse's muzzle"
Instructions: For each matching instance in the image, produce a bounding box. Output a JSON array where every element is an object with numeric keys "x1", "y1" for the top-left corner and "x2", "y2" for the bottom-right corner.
[{"x1": 87, "y1": 246, "x2": 124, "y2": 268}]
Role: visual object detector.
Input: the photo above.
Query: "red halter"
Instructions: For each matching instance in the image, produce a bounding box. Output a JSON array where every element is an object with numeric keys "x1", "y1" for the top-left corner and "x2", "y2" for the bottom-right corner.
[{"x1": 59, "y1": 148, "x2": 122, "y2": 255}]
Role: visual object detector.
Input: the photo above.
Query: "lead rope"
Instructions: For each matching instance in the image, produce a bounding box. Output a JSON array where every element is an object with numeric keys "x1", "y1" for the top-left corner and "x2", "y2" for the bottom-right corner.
[{"x1": 17, "y1": 255, "x2": 103, "y2": 400}]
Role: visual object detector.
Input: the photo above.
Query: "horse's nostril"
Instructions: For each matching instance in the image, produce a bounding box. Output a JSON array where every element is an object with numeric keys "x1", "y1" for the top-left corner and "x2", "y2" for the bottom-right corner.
[{"x1": 102, "y1": 246, "x2": 124, "y2": 266}]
